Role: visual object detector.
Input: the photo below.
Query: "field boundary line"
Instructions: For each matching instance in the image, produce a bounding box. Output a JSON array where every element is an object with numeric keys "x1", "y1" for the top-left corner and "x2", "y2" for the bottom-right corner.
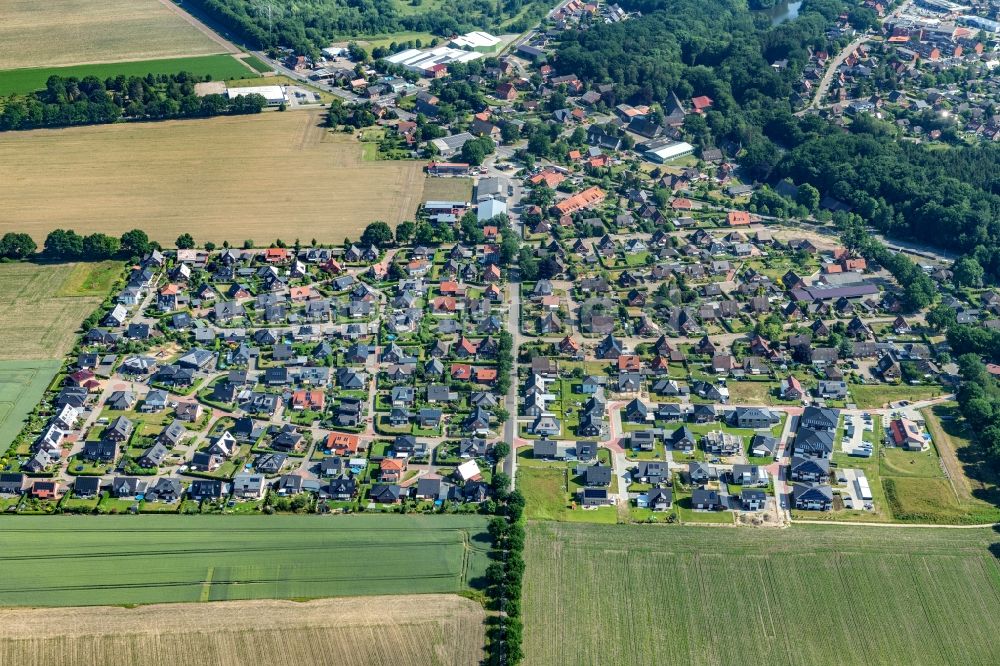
[{"x1": 792, "y1": 519, "x2": 999, "y2": 529}]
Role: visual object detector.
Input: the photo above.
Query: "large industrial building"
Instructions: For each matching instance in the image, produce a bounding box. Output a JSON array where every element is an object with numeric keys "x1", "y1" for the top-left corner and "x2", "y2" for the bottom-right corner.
[
  {"x1": 643, "y1": 139, "x2": 695, "y2": 163},
  {"x1": 384, "y1": 46, "x2": 484, "y2": 77},
  {"x1": 449, "y1": 31, "x2": 502, "y2": 52},
  {"x1": 225, "y1": 85, "x2": 288, "y2": 107}
]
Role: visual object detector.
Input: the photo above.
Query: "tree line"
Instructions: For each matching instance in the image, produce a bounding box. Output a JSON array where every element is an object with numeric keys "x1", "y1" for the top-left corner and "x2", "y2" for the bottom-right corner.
[
  {"x1": 0, "y1": 73, "x2": 265, "y2": 132},
  {"x1": 485, "y1": 486, "x2": 526, "y2": 665},
  {"x1": 954, "y1": 351, "x2": 1000, "y2": 469},
  {"x1": 38, "y1": 229, "x2": 157, "y2": 261}
]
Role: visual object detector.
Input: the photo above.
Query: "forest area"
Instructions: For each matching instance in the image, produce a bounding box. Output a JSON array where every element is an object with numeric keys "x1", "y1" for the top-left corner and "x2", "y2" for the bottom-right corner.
[{"x1": 185, "y1": 0, "x2": 550, "y2": 54}]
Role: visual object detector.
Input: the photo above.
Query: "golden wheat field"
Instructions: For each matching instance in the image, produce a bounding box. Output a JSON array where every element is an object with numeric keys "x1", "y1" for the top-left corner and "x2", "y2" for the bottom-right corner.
[
  {"x1": 0, "y1": 0, "x2": 227, "y2": 71},
  {"x1": 0, "y1": 595, "x2": 485, "y2": 666},
  {"x1": 0, "y1": 111, "x2": 430, "y2": 244},
  {"x1": 0, "y1": 594, "x2": 485, "y2": 666}
]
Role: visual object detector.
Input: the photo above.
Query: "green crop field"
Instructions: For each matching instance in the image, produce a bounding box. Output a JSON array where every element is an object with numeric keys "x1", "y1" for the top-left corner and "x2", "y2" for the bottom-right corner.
[
  {"x1": 0, "y1": 55, "x2": 256, "y2": 95},
  {"x1": 0, "y1": 515, "x2": 491, "y2": 606},
  {"x1": 524, "y1": 522, "x2": 1000, "y2": 665},
  {"x1": 0, "y1": 360, "x2": 62, "y2": 449}
]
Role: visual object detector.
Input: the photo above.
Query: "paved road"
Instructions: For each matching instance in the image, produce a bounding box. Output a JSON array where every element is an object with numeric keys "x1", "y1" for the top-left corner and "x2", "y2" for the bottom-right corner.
[
  {"x1": 502, "y1": 281, "x2": 522, "y2": 490},
  {"x1": 801, "y1": 1, "x2": 910, "y2": 113},
  {"x1": 807, "y1": 36, "x2": 870, "y2": 110}
]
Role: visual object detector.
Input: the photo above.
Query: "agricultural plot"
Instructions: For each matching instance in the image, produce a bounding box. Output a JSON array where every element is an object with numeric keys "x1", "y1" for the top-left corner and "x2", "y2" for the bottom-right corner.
[
  {"x1": 0, "y1": 111, "x2": 433, "y2": 244},
  {"x1": 0, "y1": 515, "x2": 491, "y2": 606},
  {"x1": 0, "y1": 261, "x2": 116, "y2": 360},
  {"x1": 0, "y1": 360, "x2": 62, "y2": 449},
  {"x1": 0, "y1": 55, "x2": 257, "y2": 96},
  {"x1": 0, "y1": 595, "x2": 485, "y2": 666},
  {"x1": 0, "y1": 0, "x2": 228, "y2": 71},
  {"x1": 524, "y1": 522, "x2": 1000, "y2": 666}
]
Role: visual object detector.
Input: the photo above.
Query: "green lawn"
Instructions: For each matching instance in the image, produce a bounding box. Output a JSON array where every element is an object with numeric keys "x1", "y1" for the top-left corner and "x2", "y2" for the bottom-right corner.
[
  {"x1": 726, "y1": 380, "x2": 804, "y2": 406},
  {"x1": 240, "y1": 55, "x2": 273, "y2": 74},
  {"x1": 0, "y1": 55, "x2": 256, "y2": 95},
  {"x1": 0, "y1": 515, "x2": 491, "y2": 606},
  {"x1": 0, "y1": 359, "x2": 63, "y2": 449},
  {"x1": 524, "y1": 522, "x2": 1000, "y2": 665},
  {"x1": 849, "y1": 383, "x2": 944, "y2": 409},
  {"x1": 518, "y1": 466, "x2": 617, "y2": 524},
  {"x1": 880, "y1": 445, "x2": 944, "y2": 479},
  {"x1": 56, "y1": 261, "x2": 125, "y2": 297}
]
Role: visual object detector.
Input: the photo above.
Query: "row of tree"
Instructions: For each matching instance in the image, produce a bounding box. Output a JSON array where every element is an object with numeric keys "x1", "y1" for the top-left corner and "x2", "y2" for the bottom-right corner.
[
  {"x1": 0, "y1": 73, "x2": 265, "y2": 132},
  {"x1": 43, "y1": 229, "x2": 156, "y2": 261},
  {"x1": 485, "y1": 484, "x2": 526, "y2": 665}
]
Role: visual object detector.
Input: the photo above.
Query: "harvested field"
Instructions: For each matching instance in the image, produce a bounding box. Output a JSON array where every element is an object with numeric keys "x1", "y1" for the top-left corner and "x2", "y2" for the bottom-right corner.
[
  {"x1": 524, "y1": 522, "x2": 1000, "y2": 666},
  {"x1": 0, "y1": 112, "x2": 431, "y2": 244},
  {"x1": 0, "y1": 595, "x2": 485, "y2": 666},
  {"x1": 0, "y1": 262, "x2": 117, "y2": 360},
  {"x1": 0, "y1": 515, "x2": 491, "y2": 606},
  {"x1": 0, "y1": 0, "x2": 227, "y2": 71}
]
